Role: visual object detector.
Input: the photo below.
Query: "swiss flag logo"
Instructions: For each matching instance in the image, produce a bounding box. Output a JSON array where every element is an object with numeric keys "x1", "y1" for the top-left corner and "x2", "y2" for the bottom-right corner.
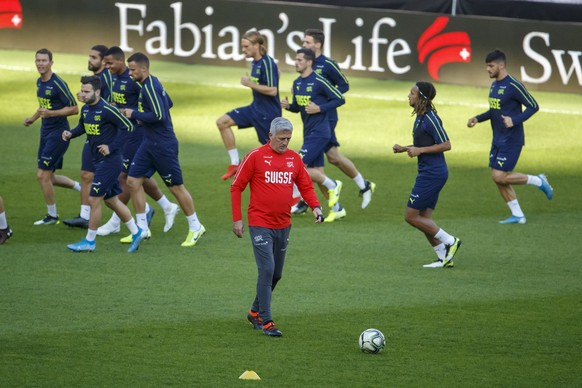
[
  {"x1": 0, "y1": 0, "x2": 23, "y2": 29},
  {"x1": 418, "y1": 17, "x2": 471, "y2": 81}
]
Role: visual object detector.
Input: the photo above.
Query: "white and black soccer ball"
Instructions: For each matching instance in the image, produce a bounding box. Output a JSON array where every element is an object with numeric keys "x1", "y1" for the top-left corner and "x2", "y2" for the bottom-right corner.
[{"x1": 359, "y1": 328, "x2": 385, "y2": 354}]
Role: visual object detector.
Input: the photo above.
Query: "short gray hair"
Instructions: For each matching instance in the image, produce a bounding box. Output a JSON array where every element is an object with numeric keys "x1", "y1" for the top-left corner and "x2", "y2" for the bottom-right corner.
[{"x1": 270, "y1": 117, "x2": 293, "y2": 134}]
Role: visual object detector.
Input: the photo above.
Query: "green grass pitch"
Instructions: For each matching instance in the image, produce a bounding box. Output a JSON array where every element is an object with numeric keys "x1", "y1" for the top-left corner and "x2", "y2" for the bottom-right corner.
[{"x1": 0, "y1": 49, "x2": 581, "y2": 386}]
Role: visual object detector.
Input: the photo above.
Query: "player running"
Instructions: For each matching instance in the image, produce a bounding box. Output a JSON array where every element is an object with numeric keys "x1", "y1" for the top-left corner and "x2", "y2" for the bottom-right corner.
[
  {"x1": 97, "y1": 46, "x2": 180, "y2": 241},
  {"x1": 295, "y1": 28, "x2": 375, "y2": 221},
  {"x1": 122, "y1": 53, "x2": 205, "y2": 247},
  {"x1": 64, "y1": 44, "x2": 115, "y2": 229},
  {"x1": 62, "y1": 75, "x2": 143, "y2": 253},
  {"x1": 281, "y1": 48, "x2": 344, "y2": 214},
  {"x1": 216, "y1": 30, "x2": 281, "y2": 180},
  {"x1": 24, "y1": 48, "x2": 80, "y2": 226},
  {"x1": 467, "y1": 50, "x2": 553, "y2": 224},
  {"x1": 393, "y1": 82, "x2": 461, "y2": 268}
]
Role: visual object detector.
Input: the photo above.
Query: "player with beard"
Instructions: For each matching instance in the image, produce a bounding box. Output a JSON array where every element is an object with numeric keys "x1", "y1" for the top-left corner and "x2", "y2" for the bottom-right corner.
[
  {"x1": 467, "y1": 50, "x2": 552, "y2": 224},
  {"x1": 64, "y1": 45, "x2": 116, "y2": 228},
  {"x1": 62, "y1": 75, "x2": 143, "y2": 253}
]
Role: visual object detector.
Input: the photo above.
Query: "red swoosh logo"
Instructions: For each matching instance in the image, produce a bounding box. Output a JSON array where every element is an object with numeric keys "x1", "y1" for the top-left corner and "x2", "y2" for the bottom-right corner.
[
  {"x1": 0, "y1": 0, "x2": 22, "y2": 29},
  {"x1": 417, "y1": 17, "x2": 471, "y2": 81}
]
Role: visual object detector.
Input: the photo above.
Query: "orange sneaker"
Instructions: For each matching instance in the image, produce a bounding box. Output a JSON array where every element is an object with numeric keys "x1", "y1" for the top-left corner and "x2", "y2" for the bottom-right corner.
[
  {"x1": 262, "y1": 321, "x2": 282, "y2": 337},
  {"x1": 221, "y1": 164, "x2": 239, "y2": 180},
  {"x1": 247, "y1": 310, "x2": 262, "y2": 330}
]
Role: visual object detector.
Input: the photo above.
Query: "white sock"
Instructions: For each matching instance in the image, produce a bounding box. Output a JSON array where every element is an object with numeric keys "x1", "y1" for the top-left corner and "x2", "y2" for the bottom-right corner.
[
  {"x1": 322, "y1": 178, "x2": 337, "y2": 190},
  {"x1": 332, "y1": 202, "x2": 341, "y2": 212},
  {"x1": 228, "y1": 149, "x2": 240, "y2": 165},
  {"x1": 109, "y1": 212, "x2": 121, "y2": 226},
  {"x1": 125, "y1": 218, "x2": 139, "y2": 235},
  {"x1": 186, "y1": 212, "x2": 201, "y2": 231},
  {"x1": 526, "y1": 175, "x2": 542, "y2": 187},
  {"x1": 157, "y1": 195, "x2": 172, "y2": 212},
  {"x1": 80, "y1": 205, "x2": 91, "y2": 220},
  {"x1": 433, "y1": 243, "x2": 446, "y2": 261},
  {"x1": 507, "y1": 199, "x2": 525, "y2": 217},
  {"x1": 352, "y1": 173, "x2": 366, "y2": 190},
  {"x1": 0, "y1": 211, "x2": 7, "y2": 229},
  {"x1": 47, "y1": 204, "x2": 58, "y2": 218},
  {"x1": 136, "y1": 213, "x2": 148, "y2": 230},
  {"x1": 434, "y1": 228, "x2": 455, "y2": 246},
  {"x1": 145, "y1": 202, "x2": 151, "y2": 214},
  {"x1": 292, "y1": 184, "x2": 301, "y2": 199},
  {"x1": 86, "y1": 229, "x2": 97, "y2": 242},
  {"x1": 73, "y1": 181, "x2": 81, "y2": 191}
]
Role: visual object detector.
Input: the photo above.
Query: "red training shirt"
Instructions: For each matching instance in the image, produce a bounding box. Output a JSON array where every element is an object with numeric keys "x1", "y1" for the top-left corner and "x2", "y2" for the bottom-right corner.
[{"x1": 230, "y1": 143, "x2": 320, "y2": 229}]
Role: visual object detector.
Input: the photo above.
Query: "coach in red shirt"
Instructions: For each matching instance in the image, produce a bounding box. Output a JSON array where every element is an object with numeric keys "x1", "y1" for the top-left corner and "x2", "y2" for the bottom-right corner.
[{"x1": 231, "y1": 117, "x2": 324, "y2": 337}]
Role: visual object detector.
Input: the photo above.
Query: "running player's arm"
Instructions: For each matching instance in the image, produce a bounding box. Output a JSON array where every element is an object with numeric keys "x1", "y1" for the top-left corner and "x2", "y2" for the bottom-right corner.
[
  {"x1": 507, "y1": 78, "x2": 539, "y2": 126},
  {"x1": 38, "y1": 105, "x2": 78, "y2": 119},
  {"x1": 65, "y1": 114, "x2": 86, "y2": 140},
  {"x1": 130, "y1": 80, "x2": 165, "y2": 123},
  {"x1": 23, "y1": 110, "x2": 41, "y2": 126},
  {"x1": 242, "y1": 56, "x2": 279, "y2": 97},
  {"x1": 283, "y1": 82, "x2": 301, "y2": 113},
  {"x1": 324, "y1": 58, "x2": 349, "y2": 94},
  {"x1": 105, "y1": 105, "x2": 134, "y2": 155},
  {"x1": 45, "y1": 75, "x2": 79, "y2": 118},
  {"x1": 409, "y1": 113, "x2": 451, "y2": 157},
  {"x1": 314, "y1": 77, "x2": 344, "y2": 113},
  {"x1": 242, "y1": 76, "x2": 278, "y2": 96}
]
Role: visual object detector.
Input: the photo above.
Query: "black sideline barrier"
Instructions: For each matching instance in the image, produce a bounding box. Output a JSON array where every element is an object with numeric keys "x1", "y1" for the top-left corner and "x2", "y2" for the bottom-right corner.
[{"x1": 0, "y1": 0, "x2": 580, "y2": 93}]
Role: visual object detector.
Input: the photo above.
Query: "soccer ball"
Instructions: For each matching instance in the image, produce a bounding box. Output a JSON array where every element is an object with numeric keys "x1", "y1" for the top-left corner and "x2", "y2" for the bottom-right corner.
[{"x1": 359, "y1": 328, "x2": 385, "y2": 354}]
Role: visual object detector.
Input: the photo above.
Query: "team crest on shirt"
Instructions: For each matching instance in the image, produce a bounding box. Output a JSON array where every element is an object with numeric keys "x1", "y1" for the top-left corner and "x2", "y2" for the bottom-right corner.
[
  {"x1": 498, "y1": 88, "x2": 505, "y2": 95},
  {"x1": 120, "y1": 85, "x2": 126, "y2": 91},
  {"x1": 94, "y1": 115, "x2": 101, "y2": 122},
  {"x1": 287, "y1": 161, "x2": 294, "y2": 168},
  {"x1": 44, "y1": 90, "x2": 51, "y2": 96},
  {"x1": 306, "y1": 86, "x2": 312, "y2": 92}
]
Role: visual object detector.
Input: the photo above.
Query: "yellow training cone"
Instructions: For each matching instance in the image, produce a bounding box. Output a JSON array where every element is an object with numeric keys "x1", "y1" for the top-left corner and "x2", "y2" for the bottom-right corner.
[{"x1": 239, "y1": 370, "x2": 261, "y2": 380}]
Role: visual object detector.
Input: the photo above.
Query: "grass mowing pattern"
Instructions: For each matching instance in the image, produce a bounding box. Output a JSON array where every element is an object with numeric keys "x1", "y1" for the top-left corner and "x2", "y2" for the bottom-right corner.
[{"x1": 0, "y1": 50, "x2": 581, "y2": 386}]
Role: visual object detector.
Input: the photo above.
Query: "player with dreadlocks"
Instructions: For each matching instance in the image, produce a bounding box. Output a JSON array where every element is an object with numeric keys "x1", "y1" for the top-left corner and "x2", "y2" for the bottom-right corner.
[{"x1": 393, "y1": 82, "x2": 462, "y2": 268}]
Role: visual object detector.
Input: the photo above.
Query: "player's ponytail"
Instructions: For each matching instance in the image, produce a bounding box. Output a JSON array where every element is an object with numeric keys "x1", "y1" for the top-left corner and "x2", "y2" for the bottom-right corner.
[{"x1": 243, "y1": 30, "x2": 267, "y2": 56}]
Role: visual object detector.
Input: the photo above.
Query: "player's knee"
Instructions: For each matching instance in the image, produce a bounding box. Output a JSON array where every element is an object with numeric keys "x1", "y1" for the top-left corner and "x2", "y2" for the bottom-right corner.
[
  {"x1": 491, "y1": 171, "x2": 507, "y2": 185},
  {"x1": 36, "y1": 169, "x2": 50, "y2": 182},
  {"x1": 81, "y1": 170, "x2": 93, "y2": 183},
  {"x1": 327, "y1": 153, "x2": 340, "y2": 166},
  {"x1": 216, "y1": 116, "x2": 230, "y2": 130}
]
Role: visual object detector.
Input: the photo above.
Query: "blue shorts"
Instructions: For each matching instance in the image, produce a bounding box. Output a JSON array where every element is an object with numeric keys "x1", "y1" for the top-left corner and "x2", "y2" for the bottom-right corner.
[
  {"x1": 91, "y1": 154, "x2": 123, "y2": 200},
  {"x1": 299, "y1": 135, "x2": 329, "y2": 168},
  {"x1": 324, "y1": 120, "x2": 341, "y2": 153},
  {"x1": 81, "y1": 140, "x2": 95, "y2": 172},
  {"x1": 227, "y1": 105, "x2": 272, "y2": 145},
  {"x1": 407, "y1": 174, "x2": 448, "y2": 210},
  {"x1": 37, "y1": 133, "x2": 69, "y2": 171},
  {"x1": 489, "y1": 144, "x2": 522, "y2": 172},
  {"x1": 122, "y1": 127, "x2": 145, "y2": 173},
  {"x1": 128, "y1": 139, "x2": 183, "y2": 187}
]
